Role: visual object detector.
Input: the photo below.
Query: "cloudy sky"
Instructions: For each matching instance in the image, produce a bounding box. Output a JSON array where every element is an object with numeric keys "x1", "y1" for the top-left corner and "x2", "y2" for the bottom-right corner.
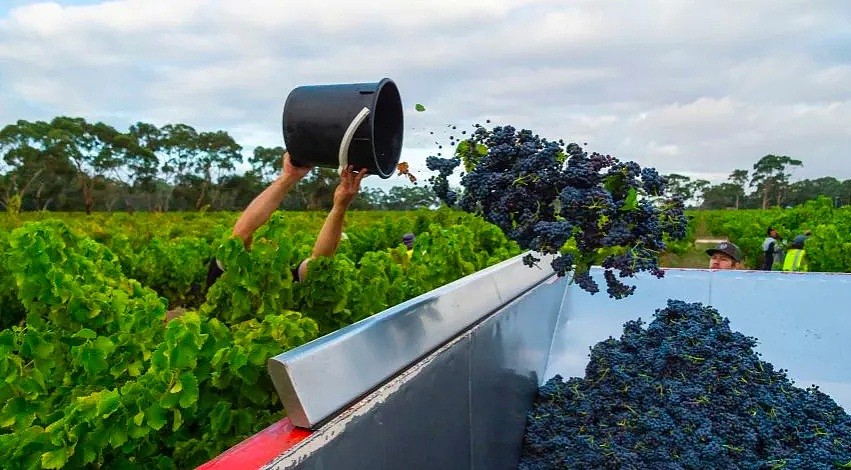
[{"x1": 1, "y1": 0, "x2": 849, "y2": 192}]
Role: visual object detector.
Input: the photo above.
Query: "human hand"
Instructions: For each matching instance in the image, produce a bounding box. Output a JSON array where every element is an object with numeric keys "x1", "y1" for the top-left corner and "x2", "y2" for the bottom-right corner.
[
  {"x1": 281, "y1": 152, "x2": 313, "y2": 183},
  {"x1": 333, "y1": 165, "x2": 368, "y2": 208}
]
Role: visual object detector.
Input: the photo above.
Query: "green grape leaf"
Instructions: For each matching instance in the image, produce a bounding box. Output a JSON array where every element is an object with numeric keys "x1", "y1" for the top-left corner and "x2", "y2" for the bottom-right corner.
[
  {"x1": 145, "y1": 405, "x2": 167, "y2": 431},
  {"x1": 172, "y1": 408, "x2": 183, "y2": 431},
  {"x1": 109, "y1": 427, "x2": 128, "y2": 448},
  {"x1": 127, "y1": 361, "x2": 143, "y2": 377},
  {"x1": 79, "y1": 346, "x2": 109, "y2": 376},
  {"x1": 97, "y1": 390, "x2": 121, "y2": 418},
  {"x1": 622, "y1": 187, "x2": 638, "y2": 211},
  {"x1": 40, "y1": 447, "x2": 68, "y2": 469},
  {"x1": 133, "y1": 411, "x2": 144, "y2": 427},
  {"x1": 178, "y1": 372, "x2": 199, "y2": 408},
  {"x1": 73, "y1": 328, "x2": 97, "y2": 340},
  {"x1": 22, "y1": 331, "x2": 54, "y2": 360}
]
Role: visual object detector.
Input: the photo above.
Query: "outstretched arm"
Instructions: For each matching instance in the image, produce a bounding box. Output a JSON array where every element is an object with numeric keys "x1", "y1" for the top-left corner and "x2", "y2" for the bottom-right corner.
[
  {"x1": 297, "y1": 165, "x2": 368, "y2": 280},
  {"x1": 232, "y1": 152, "x2": 312, "y2": 249}
]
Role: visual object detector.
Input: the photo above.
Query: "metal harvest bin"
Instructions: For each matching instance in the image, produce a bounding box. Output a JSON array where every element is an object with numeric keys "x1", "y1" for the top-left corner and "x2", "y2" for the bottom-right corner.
[{"x1": 200, "y1": 254, "x2": 851, "y2": 470}]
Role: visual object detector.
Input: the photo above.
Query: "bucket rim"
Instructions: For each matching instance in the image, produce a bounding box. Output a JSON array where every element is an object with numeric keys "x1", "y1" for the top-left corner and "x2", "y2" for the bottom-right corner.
[{"x1": 368, "y1": 77, "x2": 403, "y2": 178}]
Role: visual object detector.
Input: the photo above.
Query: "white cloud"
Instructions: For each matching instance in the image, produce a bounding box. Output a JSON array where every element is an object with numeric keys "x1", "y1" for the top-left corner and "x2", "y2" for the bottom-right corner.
[{"x1": 1, "y1": 0, "x2": 850, "y2": 192}]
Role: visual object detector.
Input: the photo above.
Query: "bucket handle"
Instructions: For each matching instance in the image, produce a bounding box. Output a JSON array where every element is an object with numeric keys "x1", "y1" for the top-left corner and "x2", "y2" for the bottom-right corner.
[{"x1": 338, "y1": 106, "x2": 370, "y2": 174}]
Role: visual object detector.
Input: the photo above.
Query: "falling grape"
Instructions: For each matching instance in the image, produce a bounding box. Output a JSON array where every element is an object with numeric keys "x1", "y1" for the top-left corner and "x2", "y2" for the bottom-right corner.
[{"x1": 425, "y1": 124, "x2": 687, "y2": 299}]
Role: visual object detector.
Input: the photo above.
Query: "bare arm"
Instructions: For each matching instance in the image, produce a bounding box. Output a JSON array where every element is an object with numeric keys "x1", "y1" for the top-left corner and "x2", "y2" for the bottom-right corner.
[
  {"x1": 232, "y1": 177, "x2": 296, "y2": 248},
  {"x1": 311, "y1": 205, "x2": 347, "y2": 259},
  {"x1": 298, "y1": 165, "x2": 368, "y2": 280},
  {"x1": 232, "y1": 152, "x2": 312, "y2": 249}
]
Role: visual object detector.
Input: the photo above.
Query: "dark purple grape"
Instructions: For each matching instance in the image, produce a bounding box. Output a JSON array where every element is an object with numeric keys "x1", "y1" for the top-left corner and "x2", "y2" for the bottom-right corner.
[{"x1": 425, "y1": 125, "x2": 687, "y2": 298}]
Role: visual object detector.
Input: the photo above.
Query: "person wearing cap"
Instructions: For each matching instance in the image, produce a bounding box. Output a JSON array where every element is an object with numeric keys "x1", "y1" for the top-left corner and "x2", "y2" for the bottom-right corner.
[
  {"x1": 706, "y1": 241, "x2": 744, "y2": 270},
  {"x1": 167, "y1": 152, "x2": 367, "y2": 322},
  {"x1": 782, "y1": 234, "x2": 809, "y2": 272},
  {"x1": 761, "y1": 227, "x2": 784, "y2": 271},
  {"x1": 402, "y1": 233, "x2": 415, "y2": 258}
]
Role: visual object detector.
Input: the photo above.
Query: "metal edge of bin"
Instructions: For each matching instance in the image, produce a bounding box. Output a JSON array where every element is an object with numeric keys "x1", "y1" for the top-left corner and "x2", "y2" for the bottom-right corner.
[
  {"x1": 262, "y1": 269, "x2": 568, "y2": 470},
  {"x1": 267, "y1": 251, "x2": 556, "y2": 429}
]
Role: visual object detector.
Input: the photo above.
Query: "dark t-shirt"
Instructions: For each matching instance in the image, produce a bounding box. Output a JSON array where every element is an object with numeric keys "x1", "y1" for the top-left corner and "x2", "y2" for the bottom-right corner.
[{"x1": 761, "y1": 241, "x2": 777, "y2": 271}]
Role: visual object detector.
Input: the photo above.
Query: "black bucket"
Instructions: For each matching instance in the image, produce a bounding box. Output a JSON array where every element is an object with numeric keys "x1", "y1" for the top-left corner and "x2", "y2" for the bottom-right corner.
[{"x1": 282, "y1": 78, "x2": 404, "y2": 179}]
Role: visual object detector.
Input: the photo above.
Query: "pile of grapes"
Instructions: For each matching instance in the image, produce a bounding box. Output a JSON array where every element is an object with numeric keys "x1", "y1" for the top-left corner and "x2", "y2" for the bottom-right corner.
[
  {"x1": 518, "y1": 300, "x2": 851, "y2": 469},
  {"x1": 426, "y1": 125, "x2": 686, "y2": 299}
]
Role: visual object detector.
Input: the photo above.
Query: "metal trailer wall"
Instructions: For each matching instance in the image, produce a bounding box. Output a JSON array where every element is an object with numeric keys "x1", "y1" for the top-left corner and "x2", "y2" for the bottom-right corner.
[
  {"x1": 264, "y1": 268, "x2": 567, "y2": 470},
  {"x1": 208, "y1": 257, "x2": 851, "y2": 469},
  {"x1": 267, "y1": 253, "x2": 559, "y2": 430}
]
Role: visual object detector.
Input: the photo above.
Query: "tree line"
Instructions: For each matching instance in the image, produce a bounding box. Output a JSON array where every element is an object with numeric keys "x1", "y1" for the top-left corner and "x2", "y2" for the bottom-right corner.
[
  {"x1": 2, "y1": 117, "x2": 838, "y2": 214},
  {"x1": 0, "y1": 116, "x2": 437, "y2": 214},
  {"x1": 665, "y1": 154, "x2": 850, "y2": 209}
]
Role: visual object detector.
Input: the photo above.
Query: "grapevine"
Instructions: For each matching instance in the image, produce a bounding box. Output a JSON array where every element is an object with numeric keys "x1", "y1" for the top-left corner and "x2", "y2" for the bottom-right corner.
[{"x1": 0, "y1": 209, "x2": 521, "y2": 468}]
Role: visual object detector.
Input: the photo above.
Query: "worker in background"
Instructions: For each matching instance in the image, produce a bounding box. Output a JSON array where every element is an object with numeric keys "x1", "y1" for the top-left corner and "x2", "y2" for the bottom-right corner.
[
  {"x1": 402, "y1": 233, "x2": 415, "y2": 258},
  {"x1": 761, "y1": 226, "x2": 784, "y2": 270},
  {"x1": 782, "y1": 235, "x2": 809, "y2": 272},
  {"x1": 706, "y1": 241, "x2": 744, "y2": 270}
]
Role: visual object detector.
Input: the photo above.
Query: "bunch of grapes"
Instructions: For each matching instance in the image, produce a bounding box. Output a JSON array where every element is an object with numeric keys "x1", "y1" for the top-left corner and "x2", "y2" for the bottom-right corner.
[
  {"x1": 426, "y1": 125, "x2": 687, "y2": 299},
  {"x1": 519, "y1": 300, "x2": 851, "y2": 468},
  {"x1": 425, "y1": 155, "x2": 460, "y2": 207}
]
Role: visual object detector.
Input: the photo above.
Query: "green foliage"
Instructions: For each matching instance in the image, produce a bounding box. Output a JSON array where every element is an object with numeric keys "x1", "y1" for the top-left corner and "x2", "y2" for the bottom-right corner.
[
  {"x1": 697, "y1": 196, "x2": 851, "y2": 271},
  {"x1": 454, "y1": 139, "x2": 488, "y2": 173},
  {"x1": 0, "y1": 208, "x2": 520, "y2": 468}
]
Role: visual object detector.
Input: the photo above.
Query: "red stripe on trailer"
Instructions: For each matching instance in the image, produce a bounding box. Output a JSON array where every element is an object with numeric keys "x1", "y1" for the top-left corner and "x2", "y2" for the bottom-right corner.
[{"x1": 197, "y1": 418, "x2": 311, "y2": 470}]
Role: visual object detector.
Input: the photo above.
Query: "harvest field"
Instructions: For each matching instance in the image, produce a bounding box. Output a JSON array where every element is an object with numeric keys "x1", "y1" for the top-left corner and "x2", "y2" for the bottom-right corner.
[
  {"x1": 683, "y1": 196, "x2": 851, "y2": 272},
  {"x1": 3, "y1": 125, "x2": 851, "y2": 468},
  {"x1": 3, "y1": 200, "x2": 851, "y2": 468},
  {"x1": 0, "y1": 208, "x2": 522, "y2": 468},
  {"x1": 3, "y1": 0, "x2": 851, "y2": 465}
]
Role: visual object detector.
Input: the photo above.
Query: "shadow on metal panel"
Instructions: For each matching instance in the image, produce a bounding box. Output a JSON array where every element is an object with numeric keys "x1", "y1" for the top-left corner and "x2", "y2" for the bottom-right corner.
[{"x1": 469, "y1": 275, "x2": 565, "y2": 469}]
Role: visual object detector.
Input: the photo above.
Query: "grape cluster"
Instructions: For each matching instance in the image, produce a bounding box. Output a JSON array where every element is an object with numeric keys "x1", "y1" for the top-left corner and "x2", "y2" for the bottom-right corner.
[
  {"x1": 425, "y1": 155, "x2": 460, "y2": 207},
  {"x1": 519, "y1": 300, "x2": 851, "y2": 469},
  {"x1": 426, "y1": 125, "x2": 687, "y2": 299}
]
